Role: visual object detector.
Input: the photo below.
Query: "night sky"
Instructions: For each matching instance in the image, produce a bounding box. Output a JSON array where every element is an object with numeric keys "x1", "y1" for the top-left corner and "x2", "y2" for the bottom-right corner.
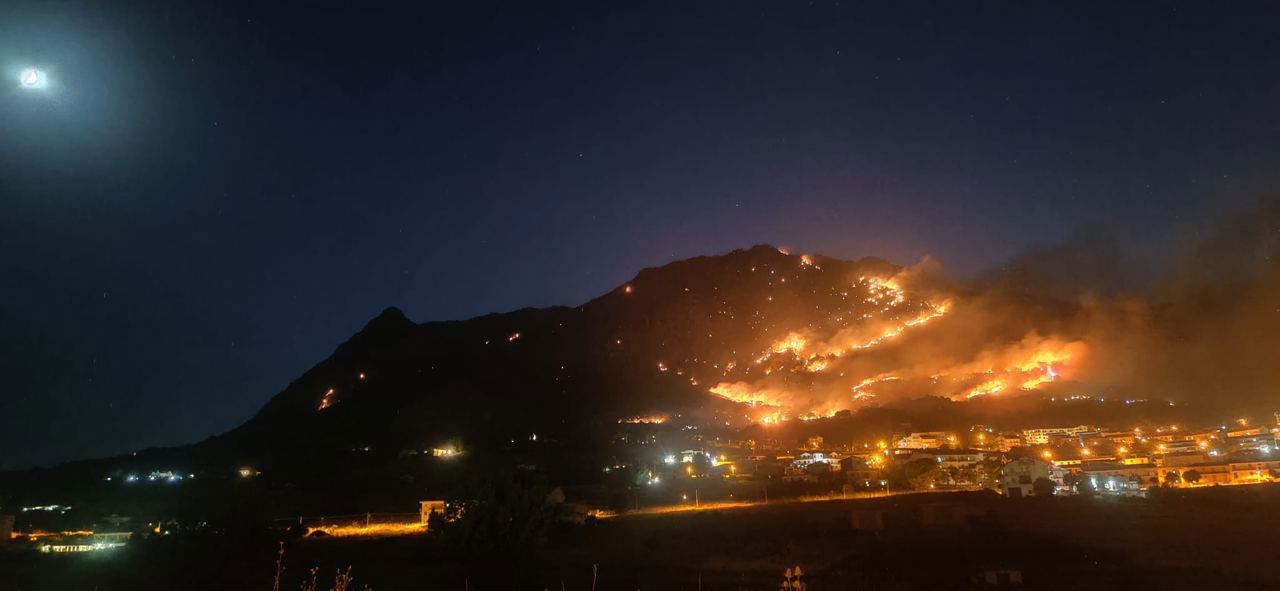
[{"x1": 3, "y1": 1, "x2": 1278, "y2": 469}]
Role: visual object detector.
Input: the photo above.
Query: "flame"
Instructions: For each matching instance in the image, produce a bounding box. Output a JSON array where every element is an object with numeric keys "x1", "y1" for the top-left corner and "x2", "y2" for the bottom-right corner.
[
  {"x1": 772, "y1": 333, "x2": 807, "y2": 355},
  {"x1": 318, "y1": 388, "x2": 336, "y2": 410},
  {"x1": 851, "y1": 374, "x2": 899, "y2": 400},
  {"x1": 710, "y1": 382, "x2": 786, "y2": 407},
  {"x1": 962, "y1": 379, "x2": 1007, "y2": 399},
  {"x1": 619, "y1": 414, "x2": 668, "y2": 424},
  {"x1": 804, "y1": 358, "x2": 830, "y2": 372},
  {"x1": 698, "y1": 259, "x2": 1087, "y2": 421}
]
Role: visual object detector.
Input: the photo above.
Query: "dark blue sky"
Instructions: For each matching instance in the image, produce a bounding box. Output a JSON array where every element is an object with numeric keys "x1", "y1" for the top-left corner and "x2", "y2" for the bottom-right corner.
[{"x1": 2, "y1": 1, "x2": 1278, "y2": 468}]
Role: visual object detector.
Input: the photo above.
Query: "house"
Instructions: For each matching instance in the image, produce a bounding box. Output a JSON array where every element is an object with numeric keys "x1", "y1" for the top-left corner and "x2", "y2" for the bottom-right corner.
[
  {"x1": 1226, "y1": 434, "x2": 1274, "y2": 453},
  {"x1": 419, "y1": 500, "x2": 446, "y2": 525},
  {"x1": 895, "y1": 432, "x2": 948, "y2": 449},
  {"x1": 998, "y1": 457, "x2": 1053, "y2": 497},
  {"x1": 1163, "y1": 462, "x2": 1232, "y2": 486},
  {"x1": 994, "y1": 434, "x2": 1023, "y2": 452},
  {"x1": 840, "y1": 457, "x2": 881, "y2": 484},
  {"x1": 1160, "y1": 451, "x2": 1208, "y2": 467},
  {"x1": 1080, "y1": 462, "x2": 1158, "y2": 494},
  {"x1": 1227, "y1": 454, "x2": 1280, "y2": 483},
  {"x1": 785, "y1": 452, "x2": 841, "y2": 481},
  {"x1": 905, "y1": 449, "x2": 985, "y2": 469},
  {"x1": 1021, "y1": 425, "x2": 1092, "y2": 445}
]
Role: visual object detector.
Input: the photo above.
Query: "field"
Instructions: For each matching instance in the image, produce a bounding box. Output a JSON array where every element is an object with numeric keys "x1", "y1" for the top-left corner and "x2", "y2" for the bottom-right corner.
[{"x1": 6, "y1": 485, "x2": 1280, "y2": 590}]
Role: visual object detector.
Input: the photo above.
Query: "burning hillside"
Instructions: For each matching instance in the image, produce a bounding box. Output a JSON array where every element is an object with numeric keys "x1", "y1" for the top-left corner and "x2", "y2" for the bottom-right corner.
[
  {"x1": 224, "y1": 201, "x2": 1280, "y2": 456},
  {"x1": 640, "y1": 253, "x2": 1091, "y2": 423}
]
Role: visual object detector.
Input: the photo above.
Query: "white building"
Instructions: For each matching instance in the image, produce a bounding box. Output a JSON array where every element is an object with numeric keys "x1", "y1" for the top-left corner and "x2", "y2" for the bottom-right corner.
[
  {"x1": 1021, "y1": 425, "x2": 1093, "y2": 445},
  {"x1": 998, "y1": 457, "x2": 1053, "y2": 497},
  {"x1": 895, "y1": 432, "x2": 948, "y2": 449}
]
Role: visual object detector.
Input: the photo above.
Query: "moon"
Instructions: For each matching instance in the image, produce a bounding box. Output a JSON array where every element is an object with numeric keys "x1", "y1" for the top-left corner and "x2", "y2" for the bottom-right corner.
[{"x1": 20, "y1": 67, "x2": 43, "y2": 88}]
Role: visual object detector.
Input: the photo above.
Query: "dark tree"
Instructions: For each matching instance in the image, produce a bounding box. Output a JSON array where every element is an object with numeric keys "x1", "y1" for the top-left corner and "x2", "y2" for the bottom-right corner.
[
  {"x1": 1182, "y1": 470, "x2": 1202, "y2": 485},
  {"x1": 435, "y1": 471, "x2": 554, "y2": 556},
  {"x1": 1032, "y1": 477, "x2": 1056, "y2": 497}
]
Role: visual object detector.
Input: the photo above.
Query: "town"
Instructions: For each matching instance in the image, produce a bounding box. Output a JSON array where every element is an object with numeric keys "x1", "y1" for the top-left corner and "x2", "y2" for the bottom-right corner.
[{"x1": 8, "y1": 408, "x2": 1280, "y2": 556}]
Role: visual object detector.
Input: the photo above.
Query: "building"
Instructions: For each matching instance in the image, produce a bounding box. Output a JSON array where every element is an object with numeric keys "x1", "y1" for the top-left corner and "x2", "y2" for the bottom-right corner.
[
  {"x1": 1097, "y1": 431, "x2": 1137, "y2": 445},
  {"x1": 1227, "y1": 456, "x2": 1280, "y2": 484},
  {"x1": 680, "y1": 449, "x2": 711, "y2": 463},
  {"x1": 1022, "y1": 425, "x2": 1092, "y2": 445},
  {"x1": 1049, "y1": 464, "x2": 1069, "y2": 490},
  {"x1": 905, "y1": 449, "x2": 985, "y2": 469},
  {"x1": 36, "y1": 531, "x2": 131, "y2": 553},
  {"x1": 1158, "y1": 440, "x2": 1200, "y2": 454},
  {"x1": 994, "y1": 433, "x2": 1023, "y2": 452},
  {"x1": 791, "y1": 451, "x2": 840, "y2": 468},
  {"x1": 1160, "y1": 451, "x2": 1208, "y2": 467},
  {"x1": 419, "y1": 500, "x2": 446, "y2": 525},
  {"x1": 1226, "y1": 434, "x2": 1274, "y2": 453},
  {"x1": 840, "y1": 457, "x2": 881, "y2": 482},
  {"x1": 998, "y1": 457, "x2": 1053, "y2": 497},
  {"x1": 1164, "y1": 463, "x2": 1232, "y2": 486},
  {"x1": 1080, "y1": 461, "x2": 1159, "y2": 493},
  {"x1": 895, "y1": 432, "x2": 948, "y2": 449}
]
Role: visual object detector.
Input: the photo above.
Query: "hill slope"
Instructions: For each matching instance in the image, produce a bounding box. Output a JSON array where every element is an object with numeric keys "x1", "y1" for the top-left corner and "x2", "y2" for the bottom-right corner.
[{"x1": 206, "y1": 244, "x2": 1093, "y2": 464}]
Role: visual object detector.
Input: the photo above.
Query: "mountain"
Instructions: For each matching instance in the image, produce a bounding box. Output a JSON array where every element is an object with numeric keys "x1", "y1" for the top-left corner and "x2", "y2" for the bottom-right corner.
[
  {"x1": 195, "y1": 244, "x2": 1098, "y2": 470},
  {"x1": 11, "y1": 225, "x2": 1280, "y2": 508}
]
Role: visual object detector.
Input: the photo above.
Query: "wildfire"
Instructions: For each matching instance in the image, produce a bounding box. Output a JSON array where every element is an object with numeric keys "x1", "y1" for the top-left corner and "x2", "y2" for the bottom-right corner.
[
  {"x1": 757, "y1": 411, "x2": 784, "y2": 425},
  {"x1": 318, "y1": 388, "x2": 336, "y2": 410},
  {"x1": 804, "y1": 358, "x2": 829, "y2": 372},
  {"x1": 692, "y1": 256, "x2": 1088, "y2": 420},
  {"x1": 851, "y1": 374, "x2": 899, "y2": 401},
  {"x1": 962, "y1": 379, "x2": 1007, "y2": 399},
  {"x1": 710, "y1": 382, "x2": 786, "y2": 407},
  {"x1": 306, "y1": 522, "x2": 426, "y2": 538},
  {"x1": 772, "y1": 333, "x2": 807, "y2": 355},
  {"x1": 619, "y1": 414, "x2": 668, "y2": 424}
]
